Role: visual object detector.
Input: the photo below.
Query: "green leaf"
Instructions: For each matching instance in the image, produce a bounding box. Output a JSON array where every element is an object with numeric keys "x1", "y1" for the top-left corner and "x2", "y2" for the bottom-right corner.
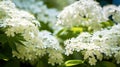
[
  {"x1": 8, "y1": 41, "x2": 19, "y2": 53},
  {"x1": 0, "y1": 32, "x2": 26, "y2": 53},
  {"x1": 65, "y1": 60, "x2": 84, "y2": 67},
  {"x1": 7, "y1": 34, "x2": 26, "y2": 52},
  {"x1": 56, "y1": 28, "x2": 65, "y2": 36},
  {"x1": 13, "y1": 34, "x2": 26, "y2": 46},
  {"x1": 101, "y1": 61, "x2": 116, "y2": 67},
  {"x1": 0, "y1": 34, "x2": 7, "y2": 44},
  {"x1": 101, "y1": 20, "x2": 114, "y2": 28},
  {"x1": 36, "y1": 61, "x2": 44, "y2": 67},
  {"x1": 96, "y1": 61, "x2": 116, "y2": 67},
  {"x1": 39, "y1": 22, "x2": 53, "y2": 33}
]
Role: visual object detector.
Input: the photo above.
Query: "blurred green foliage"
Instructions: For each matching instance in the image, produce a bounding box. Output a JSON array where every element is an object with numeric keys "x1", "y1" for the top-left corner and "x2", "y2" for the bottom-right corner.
[{"x1": 42, "y1": 0, "x2": 76, "y2": 10}]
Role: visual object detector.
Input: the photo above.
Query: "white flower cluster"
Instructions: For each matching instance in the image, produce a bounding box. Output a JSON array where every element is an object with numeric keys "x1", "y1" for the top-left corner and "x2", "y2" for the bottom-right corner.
[
  {"x1": 13, "y1": 30, "x2": 63, "y2": 65},
  {"x1": 65, "y1": 24, "x2": 120, "y2": 65},
  {"x1": 59, "y1": 0, "x2": 120, "y2": 65},
  {"x1": 0, "y1": 0, "x2": 63, "y2": 65},
  {"x1": 38, "y1": 31, "x2": 63, "y2": 65},
  {"x1": 13, "y1": 0, "x2": 62, "y2": 32},
  {"x1": 39, "y1": 31, "x2": 61, "y2": 50},
  {"x1": 0, "y1": 0, "x2": 40, "y2": 37},
  {"x1": 57, "y1": 0, "x2": 108, "y2": 31},
  {"x1": 112, "y1": 6, "x2": 120, "y2": 23},
  {"x1": 103, "y1": 5, "x2": 120, "y2": 23}
]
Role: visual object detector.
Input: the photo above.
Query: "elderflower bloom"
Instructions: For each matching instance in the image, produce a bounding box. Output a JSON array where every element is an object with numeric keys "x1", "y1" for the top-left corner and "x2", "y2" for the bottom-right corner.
[
  {"x1": 103, "y1": 5, "x2": 117, "y2": 18},
  {"x1": 13, "y1": 30, "x2": 64, "y2": 65},
  {"x1": 0, "y1": 0, "x2": 44, "y2": 61},
  {"x1": 112, "y1": 6, "x2": 120, "y2": 23},
  {"x1": 47, "y1": 49, "x2": 63, "y2": 65},
  {"x1": 103, "y1": 5, "x2": 120, "y2": 23},
  {"x1": 39, "y1": 30, "x2": 63, "y2": 65},
  {"x1": 39, "y1": 30, "x2": 62, "y2": 50},
  {"x1": 0, "y1": 0, "x2": 63, "y2": 65},
  {"x1": 65, "y1": 24, "x2": 120, "y2": 65},
  {"x1": 13, "y1": 0, "x2": 62, "y2": 33},
  {"x1": 57, "y1": 0, "x2": 108, "y2": 31},
  {"x1": 114, "y1": 51, "x2": 120, "y2": 64}
]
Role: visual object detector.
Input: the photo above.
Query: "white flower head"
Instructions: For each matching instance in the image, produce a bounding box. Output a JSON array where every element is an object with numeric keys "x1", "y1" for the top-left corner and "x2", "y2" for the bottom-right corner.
[
  {"x1": 64, "y1": 24, "x2": 120, "y2": 65},
  {"x1": 57, "y1": 0, "x2": 108, "y2": 31},
  {"x1": 39, "y1": 30, "x2": 63, "y2": 65},
  {"x1": 0, "y1": 0, "x2": 63, "y2": 65},
  {"x1": 103, "y1": 5, "x2": 117, "y2": 17},
  {"x1": 103, "y1": 5, "x2": 120, "y2": 23},
  {"x1": 13, "y1": 0, "x2": 61, "y2": 32},
  {"x1": 39, "y1": 30, "x2": 62, "y2": 50},
  {"x1": 112, "y1": 6, "x2": 120, "y2": 23}
]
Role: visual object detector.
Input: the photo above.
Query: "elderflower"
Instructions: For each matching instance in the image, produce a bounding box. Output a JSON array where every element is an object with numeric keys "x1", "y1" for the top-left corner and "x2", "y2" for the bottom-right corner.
[
  {"x1": 0, "y1": 0, "x2": 40, "y2": 37},
  {"x1": 64, "y1": 23, "x2": 120, "y2": 65},
  {"x1": 0, "y1": 0, "x2": 63, "y2": 65},
  {"x1": 103, "y1": 5, "x2": 120, "y2": 23},
  {"x1": 47, "y1": 49, "x2": 63, "y2": 65},
  {"x1": 39, "y1": 30, "x2": 63, "y2": 65},
  {"x1": 13, "y1": 0, "x2": 62, "y2": 32},
  {"x1": 39, "y1": 30, "x2": 62, "y2": 50},
  {"x1": 0, "y1": 0, "x2": 44, "y2": 61},
  {"x1": 88, "y1": 57, "x2": 97, "y2": 65},
  {"x1": 114, "y1": 51, "x2": 120, "y2": 64},
  {"x1": 112, "y1": 6, "x2": 120, "y2": 23},
  {"x1": 103, "y1": 5, "x2": 117, "y2": 18},
  {"x1": 57, "y1": 0, "x2": 108, "y2": 31}
]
